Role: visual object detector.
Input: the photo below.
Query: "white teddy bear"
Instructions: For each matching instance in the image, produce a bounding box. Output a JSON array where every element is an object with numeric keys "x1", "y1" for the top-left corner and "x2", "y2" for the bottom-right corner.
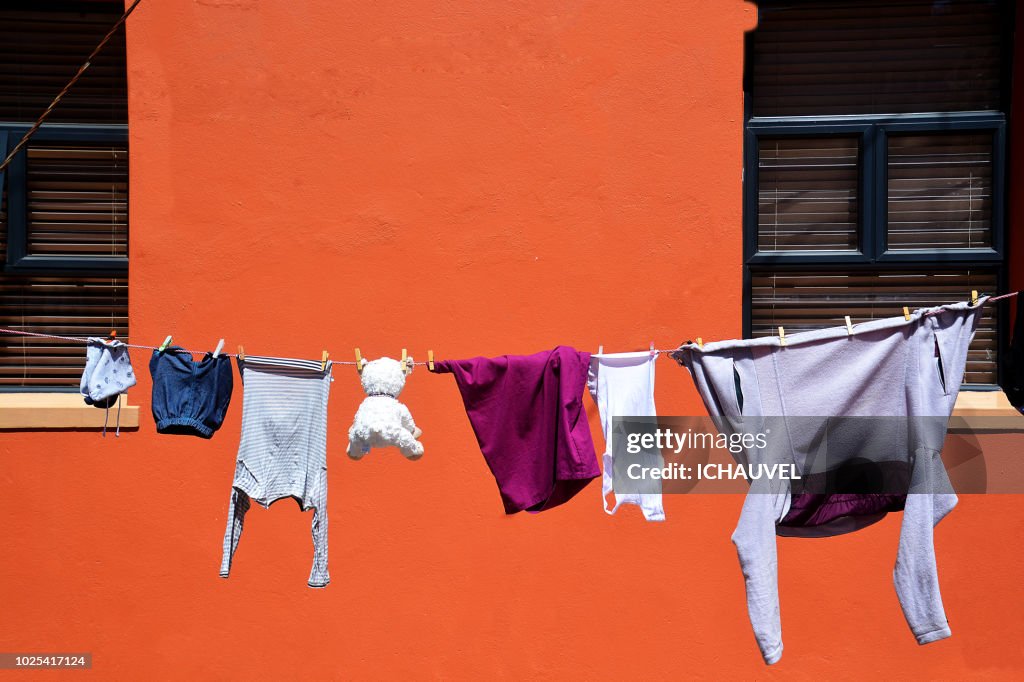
[{"x1": 347, "y1": 356, "x2": 424, "y2": 460}]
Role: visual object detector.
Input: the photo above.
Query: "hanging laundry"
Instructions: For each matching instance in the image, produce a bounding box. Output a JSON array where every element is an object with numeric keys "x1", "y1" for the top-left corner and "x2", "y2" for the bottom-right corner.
[
  {"x1": 149, "y1": 348, "x2": 234, "y2": 438},
  {"x1": 80, "y1": 337, "x2": 137, "y2": 436},
  {"x1": 430, "y1": 347, "x2": 600, "y2": 514},
  {"x1": 671, "y1": 299, "x2": 984, "y2": 665},
  {"x1": 999, "y1": 293, "x2": 1024, "y2": 411},
  {"x1": 219, "y1": 354, "x2": 333, "y2": 588},
  {"x1": 347, "y1": 356, "x2": 423, "y2": 460},
  {"x1": 588, "y1": 351, "x2": 665, "y2": 521}
]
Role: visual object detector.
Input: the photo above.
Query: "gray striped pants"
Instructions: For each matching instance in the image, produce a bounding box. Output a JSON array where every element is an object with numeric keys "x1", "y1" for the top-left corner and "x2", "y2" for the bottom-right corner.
[{"x1": 219, "y1": 356, "x2": 333, "y2": 587}]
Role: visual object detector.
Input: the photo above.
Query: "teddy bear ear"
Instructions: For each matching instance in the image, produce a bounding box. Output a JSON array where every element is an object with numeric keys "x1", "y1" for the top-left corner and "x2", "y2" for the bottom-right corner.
[{"x1": 405, "y1": 356, "x2": 414, "y2": 376}]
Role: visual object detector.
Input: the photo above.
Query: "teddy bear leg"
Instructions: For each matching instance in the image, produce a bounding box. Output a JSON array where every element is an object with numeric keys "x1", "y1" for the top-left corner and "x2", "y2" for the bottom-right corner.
[
  {"x1": 347, "y1": 435, "x2": 370, "y2": 460},
  {"x1": 395, "y1": 429, "x2": 424, "y2": 461}
]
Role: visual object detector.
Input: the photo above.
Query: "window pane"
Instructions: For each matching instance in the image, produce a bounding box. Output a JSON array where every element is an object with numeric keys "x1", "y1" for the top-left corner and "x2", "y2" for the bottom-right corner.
[
  {"x1": 887, "y1": 132, "x2": 992, "y2": 250},
  {"x1": 0, "y1": 3, "x2": 129, "y2": 391},
  {"x1": 750, "y1": 270, "x2": 997, "y2": 384},
  {"x1": 0, "y1": 4, "x2": 127, "y2": 124},
  {"x1": 1, "y1": 148, "x2": 128, "y2": 389},
  {"x1": 751, "y1": 0, "x2": 1004, "y2": 117},
  {"x1": 26, "y1": 141, "x2": 128, "y2": 257},
  {"x1": 0, "y1": 276, "x2": 129, "y2": 387},
  {"x1": 758, "y1": 137, "x2": 859, "y2": 252}
]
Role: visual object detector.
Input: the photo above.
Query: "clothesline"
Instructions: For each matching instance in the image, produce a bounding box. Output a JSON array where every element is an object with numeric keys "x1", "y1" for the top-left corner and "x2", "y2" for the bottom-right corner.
[
  {"x1": 0, "y1": 290, "x2": 1014, "y2": 366},
  {"x1": 986, "y1": 291, "x2": 1018, "y2": 302},
  {"x1": 0, "y1": 327, "x2": 371, "y2": 364},
  {"x1": 0, "y1": 326, "x2": 679, "y2": 365}
]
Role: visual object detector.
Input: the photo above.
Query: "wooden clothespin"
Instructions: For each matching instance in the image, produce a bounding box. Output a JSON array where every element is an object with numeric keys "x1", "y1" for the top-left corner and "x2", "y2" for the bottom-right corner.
[
  {"x1": 427, "y1": 350, "x2": 435, "y2": 371},
  {"x1": 213, "y1": 339, "x2": 224, "y2": 358},
  {"x1": 696, "y1": 337, "x2": 703, "y2": 349},
  {"x1": 649, "y1": 342, "x2": 656, "y2": 357},
  {"x1": 158, "y1": 335, "x2": 172, "y2": 352},
  {"x1": 355, "y1": 348, "x2": 364, "y2": 373},
  {"x1": 597, "y1": 345, "x2": 603, "y2": 355},
  {"x1": 971, "y1": 290, "x2": 979, "y2": 305},
  {"x1": 321, "y1": 350, "x2": 329, "y2": 371},
  {"x1": 237, "y1": 345, "x2": 245, "y2": 362},
  {"x1": 778, "y1": 326, "x2": 786, "y2": 347},
  {"x1": 845, "y1": 316, "x2": 854, "y2": 337},
  {"x1": 401, "y1": 348, "x2": 408, "y2": 375},
  {"x1": 903, "y1": 306, "x2": 911, "y2": 321}
]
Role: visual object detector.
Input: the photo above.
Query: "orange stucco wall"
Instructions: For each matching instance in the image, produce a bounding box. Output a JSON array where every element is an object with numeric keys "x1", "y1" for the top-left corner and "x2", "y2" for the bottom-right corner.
[{"x1": 1, "y1": 1, "x2": 1023, "y2": 679}]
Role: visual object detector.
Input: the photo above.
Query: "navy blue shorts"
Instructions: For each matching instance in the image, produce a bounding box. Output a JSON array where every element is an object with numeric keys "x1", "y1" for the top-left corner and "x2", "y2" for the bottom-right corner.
[{"x1": 150, "y1": 348, "x2": 234, "y2": 438}]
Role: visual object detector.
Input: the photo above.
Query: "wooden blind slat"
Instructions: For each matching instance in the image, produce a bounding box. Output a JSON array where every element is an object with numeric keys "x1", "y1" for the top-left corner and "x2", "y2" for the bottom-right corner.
[
  {"x1": 0, "y1": 4, "x2": 127, "y2": 124},
  {"x1": 752, "y1": 0, "x2": 1004, "y2": 116},
  {"x1": 0, "y1": 275, "x2": 129, "y2": 386},
  {"x1": 757, "y1": 136, "x2": 859, "y2": 252},
  {"x1": 23, "y1": 141, "x2": 128, "y2": 258},
  {"x1": 887, "y1": 132, "x2": 993, "y2": 250},
  {"x1": 750, "y1": 270, "x2": 998, "y2": 384}
]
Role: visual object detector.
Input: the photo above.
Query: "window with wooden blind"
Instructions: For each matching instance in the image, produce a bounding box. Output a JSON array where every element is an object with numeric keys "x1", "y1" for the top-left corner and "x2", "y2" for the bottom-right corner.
[
  {"x1": 0, "y1": 2, "x2": 128, "y2": 391},
  {"x1": 744, "y1": 0, "x2": 1010, "y2": 387}
]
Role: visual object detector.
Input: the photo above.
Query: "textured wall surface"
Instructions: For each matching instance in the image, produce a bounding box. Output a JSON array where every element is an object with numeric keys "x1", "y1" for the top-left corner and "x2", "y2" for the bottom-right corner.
[{"x1": 1, "y1": 1, "x2": 1022, "y2": 679}]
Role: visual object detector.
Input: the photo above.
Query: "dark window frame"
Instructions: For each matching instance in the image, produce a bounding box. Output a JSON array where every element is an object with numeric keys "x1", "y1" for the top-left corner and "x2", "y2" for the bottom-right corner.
[
  {"x1": 744, "y1": 112, "x2": 1007, "y2": 265},
  {"x1": 0, "y1": 2, "x2": 130, "y2": 393},
  {"x1": 741, "y1": 4, "x2": 1014, "y2": 390},
  {"x1": 1, "y1": 122, "x2": 128, "y2": 276}
]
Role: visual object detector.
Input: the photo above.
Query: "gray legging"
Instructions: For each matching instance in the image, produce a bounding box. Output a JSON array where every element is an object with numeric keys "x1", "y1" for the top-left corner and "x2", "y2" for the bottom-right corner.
[{"x1": 219, "y1": 356, "x2": 333, "y2": 588}]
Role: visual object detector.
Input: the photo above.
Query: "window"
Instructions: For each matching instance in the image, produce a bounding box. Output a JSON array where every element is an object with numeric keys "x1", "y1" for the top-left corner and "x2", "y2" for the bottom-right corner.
[
  {"x1": 744, "y1": 0, "x2": 1011, "y2": 386},
  {"x1": 0, "y1": 2, "x2": 128, "y2": 390}
]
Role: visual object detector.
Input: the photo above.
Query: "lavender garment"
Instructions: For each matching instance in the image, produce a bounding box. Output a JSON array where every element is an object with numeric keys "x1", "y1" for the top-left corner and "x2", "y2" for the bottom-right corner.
[
  {"x1": 431, "y1": 347, "x2": 600, "y2": 514},
  {"x1": 673, "y1": 299, "x2": 984, "y2": 664}
]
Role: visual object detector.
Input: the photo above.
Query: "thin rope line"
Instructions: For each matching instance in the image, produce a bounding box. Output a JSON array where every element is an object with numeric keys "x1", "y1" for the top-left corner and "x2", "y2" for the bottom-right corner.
[
  {"x1": 0, "y1": 0, "x2": 144, "y2": 174},
  {"x1": 987, "y1": 291, "x2": 1019, "y2": 302},
  {"x1": 0, "y1": 291, "x2": 1010, "y2": 365},
  {"x1": 0, "y1": 327, "x2": 414, "y2": 364},
  {"x1": 0, "y1": 324, "x2": 659, "y2": 364}
]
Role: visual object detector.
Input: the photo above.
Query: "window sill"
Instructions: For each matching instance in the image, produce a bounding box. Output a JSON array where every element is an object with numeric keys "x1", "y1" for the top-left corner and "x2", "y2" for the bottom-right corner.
[
  {"x1": 949, "y1": 391, "x2": 1024, "y2": 432},
  {"x1": 0, "y1": 391, "x2": 1016, "y2": 432},
  {"x1": 0, "y1": 393, "x2": 139, "y2": 430}
]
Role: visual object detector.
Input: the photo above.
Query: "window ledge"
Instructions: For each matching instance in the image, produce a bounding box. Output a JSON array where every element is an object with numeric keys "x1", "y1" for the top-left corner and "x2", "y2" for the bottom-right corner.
[
  {"x1": 0, "y1": 391, "x2": 1015, "y2": 432},
  {"x1": 949, "y1": 391, "x2": 1024, "y2": 432},
  {"x1": 0, "y1": 393, "x2": 139, "y2": 430}
]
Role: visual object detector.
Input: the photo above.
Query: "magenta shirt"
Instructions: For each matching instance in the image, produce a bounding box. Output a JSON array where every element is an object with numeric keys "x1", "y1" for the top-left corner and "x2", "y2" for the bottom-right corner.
[{"x1": 431, "y1": 347, "x2": 600, "y2": 514}]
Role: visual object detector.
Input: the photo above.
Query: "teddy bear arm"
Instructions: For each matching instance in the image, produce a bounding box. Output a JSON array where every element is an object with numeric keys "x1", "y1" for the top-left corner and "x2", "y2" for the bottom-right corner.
[{"x1": 399, "y1": 403, "x2": 420, "y2": 435}]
